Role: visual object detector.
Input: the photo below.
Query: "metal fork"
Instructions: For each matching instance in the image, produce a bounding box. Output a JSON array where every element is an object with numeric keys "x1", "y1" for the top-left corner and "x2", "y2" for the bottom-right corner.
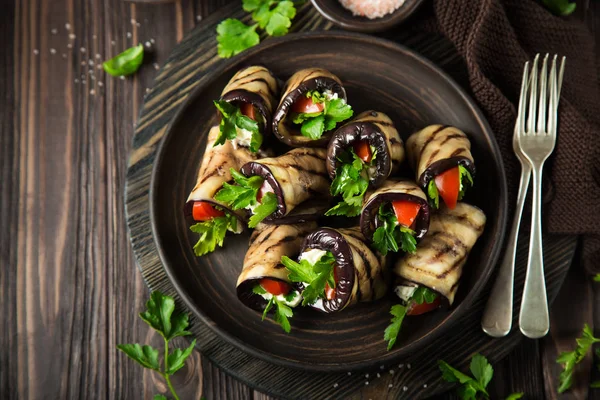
[
  {"x1": 481, "y1": 54, "x2": 565, "y2": 338},
  {"x1": 517, "y1": 54, "x2": 565, "y2": 338}
]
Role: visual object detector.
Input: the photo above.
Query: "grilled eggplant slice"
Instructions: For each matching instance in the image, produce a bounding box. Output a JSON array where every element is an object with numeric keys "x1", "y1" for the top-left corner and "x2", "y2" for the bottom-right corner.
[
  {"x1": 272, "y1": 68, "x2": 349, "y2": 147},
  {"x1": 327, "y1": 111, "x2": 405, "y2": 187},
  {"x1": 406, "y1": 125, "x2": 475, "y2": 209},
  {"x1": 239, "y1": 148, "x2": 331, "y2": 224},
  {"x1": 220, "y1": 65, "x2": 279, "y2": 137},
  {"x1": 186, "y1": 126, "x2": 258, "y2": 228},
  {"x1": 300, "y1": 227, "x2": 388, "y2": 313},
  {"x1": 237, "y1": 222, "x2": 317, "y2": 312},
  {"x1": 360, "y1": 180, "x2": 430, "y2": 251},
  {"x1": 393, "y1": 203, "x2": 486, "y2": 305}
]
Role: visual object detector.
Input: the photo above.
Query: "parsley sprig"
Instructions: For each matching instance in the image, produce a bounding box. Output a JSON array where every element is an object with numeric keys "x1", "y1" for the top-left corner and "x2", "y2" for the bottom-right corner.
[
  {"x1": 103, "y1": 44, "x2": 144, "y2": 77},
  {"x1": 438, "y1": 354, "x2": 523, "y2": 400},
  {"x1": 384, "y1": 286, "x2": 438, "y2": 350},
  {"x1": 213, "y1": 100, "x2": 262, "y2": 153},
  {"x1": 281, "y1": 251, "x2": 335, "y2": 306},
  {"x1": 372, "y1": 204, "x2": 417, "y2": 255},
  {"x1": 252, "y1": 285, "x2": 295, "y2": 333},
  {"x1": 291, "y1": 90, "x2": 354, "y2": 140},
  {"x1": 248, "y1": 192, "x2": 278, "y2": 227},
  {"x1": 542, "y1": 0, "x2": 576, "y2": 16},
  {"x1": 117, "y1": 292, "x2": 196, "y2": 400},
  {"x1": 458, "y1": 165, "x2": 474, "y2": 201},
  {"x1": 190, "y1": 213, "x2": 238, "y2": 256},
  {"x1": 326, "y1": 147, "x2": 374, "y2": 217},
  {"x1": 216, "y1": 1, "x2": 302, "y2": 58},
  {"x1": 594, "y1": 274, "x2": 600, "y2": 282},
  {"x1": 557, "y1": 324, "x2": 600, "y2": 393}
]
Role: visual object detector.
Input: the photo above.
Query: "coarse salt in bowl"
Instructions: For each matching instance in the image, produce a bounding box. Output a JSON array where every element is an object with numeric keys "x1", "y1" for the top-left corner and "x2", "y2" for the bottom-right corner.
[{"x1": 338, "y1": 0, "x2": 406, "y2": 19}]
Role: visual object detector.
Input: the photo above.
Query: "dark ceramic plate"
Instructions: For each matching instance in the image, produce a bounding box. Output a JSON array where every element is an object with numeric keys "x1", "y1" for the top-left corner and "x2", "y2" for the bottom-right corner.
[
  {"x1": 311, "y1": 0, "x2": 425, "y2": 32},
  {"x1": 150, "y1": 31, "x2": 507, "y2": 372}
]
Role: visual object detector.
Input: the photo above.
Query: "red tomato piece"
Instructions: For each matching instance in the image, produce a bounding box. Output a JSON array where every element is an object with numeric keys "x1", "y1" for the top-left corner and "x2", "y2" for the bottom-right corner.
[
  {"x1": 256, "y1": 180, "x2": 275, "y2": 203},
  {"x1": 352, "y1": 140, "x2": 372, "y2": 163},
  {"x1": 407, "y1": 297, "x2": 441, "y2": 316},
  {"x1": 292, "y1": 96, "x2": 325, "y2": 114},
  {"x1": 240, "y1": 103, "x2": 256, "y2": 121},
  {"x1": 192, "y1": 201, "x2": 225, "y2": 221},
  {"x1": 434, "y1": 167, "x2": 460, "y2": 209},
  {"x1": 392, "y1": 201, "x2": 421, "y2": 228},
  {"x1": 324, "y1": 283, "x2": 336, "y2": 301},
  {"x1": 260, "y1": 279, "x2": 291, "y2": 296}
]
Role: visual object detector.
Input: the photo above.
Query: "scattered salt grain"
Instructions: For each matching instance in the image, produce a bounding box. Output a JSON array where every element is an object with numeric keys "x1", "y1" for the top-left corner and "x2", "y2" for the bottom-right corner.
[
  {"x1": 126, "y1": 32, "x2": 132, "y2": 39},
  {"x1": 97, "y1": 64, "x2": 102, "y2": 70},
  {"x1": 90, "y1": 75, "x2": 95, "y2": 80},
  {"x1": 88, "y1": 59, "x2": 94, "y2": 66},
  {"x1": 119, "y1": 76, "x2": 125, "y2": 80},
  {"x1": 74, "y1": 79, "x2": 79, "y2": 83},
  {"x1": 407, "y1": 363, "x2": 411, "y2": 369},
  {"x1": 145, "y1": 88, "x2": 150, "y2": 93},
  {"x1": 377, "y1": 373, "x2": 381, "y2": 378},
  {"x1": 130, "y1": 18, "x2": 136, "y2": 25},
  {"x1": 81, "y1": 74, "x2": 85, "y2": 79},
  {"x1": 423, "y1": 384, "x2": 428, "y2": 388},
  {"x1": 153, "y1": 63, "x2": 159, "y2": 70},
  {"x1": 365, "y1": 374, "x2": 369, "y2": 378},
  {"x1": 145, "y1": 41, "x2": 151, "y2": 48},
  {"x1": 93, "y1": 35, "x2": 97, "y2": 39},
  {"x1": 389, "y1": 370, "x2": 395, "y2": 374},
  {"x1": 111, "y1": 40, "x2": 116, "y2": 46},
  {"x1": 69, "y1": 33, "x2": 76, "y2": 40},
  {"x1": 98, "y1": 82, "x2": 103, "y2": 87},
  {"x1": 90, "y1": 89, "x2": 95, "y2": 95},
  {"x1": 347, "y1": 372, "x2": 351, "y2": 376},
  {"x1": 50, "y1": 48, "x2": 56, "y2": 54},
  {"x1": 95, "y1": 54, "x2": 101, "y2": 59},
  {"x1": 67, "y1": 43, "x2": 72, "y2": 49},
  {"x1": 51, "y1": 28, "x2": 58, "y2": 34},
  {"x1": 380, "y1": 365, "x2": 385, "y2": 370},
  {"x1": 80, "y1": 47, "x2": 86, "y2": 53},
  {"x1": 389, "y1": 383, "x2": 393, "y2": 388},
  {"x1": 398, "y1": 364, "x2": 404, "y2": 368},
  {"x1": 81, "y1": 80, "x2": 86, "y2": 85},
  {"x1": 33, "y1": 49, "x2": 39, "y2": 55},
  {"x1": 80, "y1": 61, "x2": 86, "y2": 66},
  {"x1": 365, "y1": 381, "x2": 369, "y2": 386},
  {"x1": 65, "y1": 23, "x2": 71, "y2": 30},
  {"x1": 338, "y1": 0, "x2": 406, "y2": 19},
  {"x1": 332, "y1": 383, "x2": 338, "y2": 388},
  {"x1": 150, "y1": 38, "x2": 155, "y2": 44},
  {"x1": 196, "y1": 15, "x2": 202, "y2": 21},
  {"x1": 403, "y1": 386, "x2": 408, "y2": 392},
  {"x1": 136, "y1": 22, "x2": 141, "y2": 27},
  {"x1": 62, "y1": 53, "x2": 67, "y2": 58}
]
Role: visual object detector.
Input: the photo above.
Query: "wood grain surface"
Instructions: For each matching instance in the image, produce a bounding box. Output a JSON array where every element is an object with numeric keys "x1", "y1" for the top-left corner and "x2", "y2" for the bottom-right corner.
[{"x1": 1, "y1": 1, "x2": 599, "y2": 400}]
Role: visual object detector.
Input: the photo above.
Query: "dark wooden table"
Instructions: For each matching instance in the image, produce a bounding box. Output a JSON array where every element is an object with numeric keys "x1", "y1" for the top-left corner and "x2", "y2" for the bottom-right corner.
[{"x1": 1, "y1": 1, "x2": 599, "y2": 399}]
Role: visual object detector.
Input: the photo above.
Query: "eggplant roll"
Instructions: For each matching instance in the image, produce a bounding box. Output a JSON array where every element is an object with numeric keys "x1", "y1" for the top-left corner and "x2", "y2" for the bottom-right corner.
[
  {"x1": 406, "y1": 125, "x2": 475, "y2": 203},
  {"x1": 272, "y1": 68, "x2": 347, "y2": 147},
  {"x1": 300, "y1": 227, "x2": 388, "y2": 313},
  {"x1": 237, "y1": 222, "x2": 317, "y2": 311},
  {"x1": 360, "y1": 180, "x2": 430, "y2": 242},
  {"x1": 240, "y1": 148, "x2": 331, "y2": 223},
  {"x1": 220, "y1": 65, "x2": 279, "y2": 136},
  {"x1": 393, "y1": 203, "x2": 486, "y2": 305},
  {"x1": 186, "y1": 126, "x2": 258, "y2": 227},
  {"x1": 327, "y1": 111, "x2": 405, "y2": 186}
]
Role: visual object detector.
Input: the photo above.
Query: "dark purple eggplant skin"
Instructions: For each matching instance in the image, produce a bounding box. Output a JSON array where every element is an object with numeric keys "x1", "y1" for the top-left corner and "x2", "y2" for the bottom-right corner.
[
  {"x1": 272, "y1": 77, "x2": 346, "y2": 147},
  {"x1": 261, "y1": 198, "x2": 330, "y2": 225},
  {"x1": 239, "y1": 162, "x2": 286, "y2": 220},
  {"x1": 418, "y1": 156, "x2": 476, "y2": 189},
  {"x1": 237, "y1": 277, "x2": 303, "y2": 312},
  {"x1": 183, "y1": 200, "x2": 247, "y2": 229},
  {"x1": 326, "y1": 117, "x2": 390, "y2": 187},
  {"x1": 360, "y1": 193, "x2": 430, "y2": 242},
  {"x1": 300, "y1": 228, "x2": 355, "y2": 313},
  {"x1": 221, "y1": 89, "x2": 272, "y2": 136}
]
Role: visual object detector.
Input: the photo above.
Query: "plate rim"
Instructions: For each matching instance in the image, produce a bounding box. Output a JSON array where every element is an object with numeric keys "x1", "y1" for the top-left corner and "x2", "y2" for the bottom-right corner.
[{"x1": 149, "y1": 30, "x2": 508, "y2": 372}]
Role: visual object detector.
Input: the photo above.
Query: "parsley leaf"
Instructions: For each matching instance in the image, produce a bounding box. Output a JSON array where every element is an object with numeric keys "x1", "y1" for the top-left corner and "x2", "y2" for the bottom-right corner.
[
  {"x1": 458, "y1": 165, "x2": 474, "y2": 201},
  {"x1": 542, "y1": 0, "x2": 576, "y2": 16},
  {"x1": 592, "y1": 381, "x2": 600, "y2": 388},
  {"x1": 216, "y1": 19, "x2": 260, "y2": 58},
  {"x1": 325, "y1": 98, "x2": 354, "y2": 123},
  {"x1": 384, "y1": 304, "x2": 407, "y2": 350},
  {"x1": 438, "y1": 358, "x2": 489, "y2": 399},
  {"x1": 153, "y1": 395, "x2": 168, "y2": 400},
  {"x1": 594, "y1": 274, "x2": 600, "y2": 282},
  {"x1": 505, "y1": 393, "x2": 524, "y2": 400},
  {"x1": 427, "y1": 179, "x2": 440, "y2": 209},
  {"x1": 103, "y1": 44, "x2": 144, "y2": 77},
  {"x1": 243, "y1": 0, "x2": 297, "y2": 37},
  {"x1": 214, "y1": 169, "x2": 263, "y2": 210},
  {"x1": 325, "y1": 201, "x2": 361, "y2": 217},
  {"x1": 119, "y1": 291, "x2": 195, "y2": 400},
  {"x1": 557, "y1": 324, "x2": 600, "y2": 393},
  {"x1": 293, "y1": 91, "x2": 353, "y2": 139},
  {"x1": 213, "y1": 100, "x2": 262, "y2": 152},
  {"x1": 326, "y1": 149, "x2": 370, "y2": 217},
  {"x1": 253, "y1": 285, "x2": 267, "y2": 295},
  {"x1": 371, "y1": 205, "x2": 417, "y2": 255},
  {"x1": 259, "y1": 293, "x2": 294, "y2": 333},
  {"x1": 190, "y1": 214, "x2": 237, "y2": 256},
  {"x1": 281, "y1": 252, "x2": 335, "y2": 306},
  {"x1": 470, "y1": 353, "x2": 494, "y2": 389},
  {"x1": 411, "y1": 286, "x2": 438, "y2": 305},
  {"x1": 301, "y1": 114, "x2": 326, "y2": 139},
  {"x1": 248, "y1": 192, "x2": 278, "y2": 227}
]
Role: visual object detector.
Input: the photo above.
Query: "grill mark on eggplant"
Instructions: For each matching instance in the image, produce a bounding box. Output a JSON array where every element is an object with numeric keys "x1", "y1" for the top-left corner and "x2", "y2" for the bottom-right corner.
[
  {"x1": 235, "y1": 77, "x2": 276, "y2": 96},
  {"x1": 357, "y1": 119, "x2": 394, "y2": 127},
  {"x1": 389, "y1": 137, "x2": 401, "y2": 145},
  {"x1": 254, "y1": 225, "x2": 278, "y2": 245},
  {"x1": 426, "y1": 149, "x2": 440, "y2": 167},
  {"x1": 439, "y1": 133, "x2": 465, "y2": 146},
  {"x1": 263, "y1": 234, "x2": 299, "y2": 254},
  {"x1": 436, "y1": 252, "x2": 468, "y2": 278},
  {"x1": 275, "y1": 163, "x2": 330, "y2": 180},
  {"x1": 450, "y1": 147, "x2": 466, "y2": 157},
  {"x1": 419, "y1": 125, "x2": 448, "y2": 158},
  {"x1": 274, "y1": 263, "x2": 286, "y2": 270},
  {"x1": 198, "y1": 168, "x2": 222, "y2": 183}
]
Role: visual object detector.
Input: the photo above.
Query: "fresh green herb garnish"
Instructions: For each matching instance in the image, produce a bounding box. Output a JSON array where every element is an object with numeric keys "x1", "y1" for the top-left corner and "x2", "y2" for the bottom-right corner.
[
  {"x1": 384, "y1": 304, "x2": 407, "y2": 350},
  {"x1": 326, "y1": 148, "x2": 373, "y2": 217},
  {"x1": 505, "y1": 394, "x2": 524, "y2": 400},
  {"x1": 216, "y1": 19, "x2": 260, "y2": 58},
  {"x1": 281, "y1": 252, "x2": 335, "y2": 306},
  {"x1": 190, "y1": 213, "x2": 238, "y2": 256},
  {"x1": 439, "y1": 354, "x2": 492, "y2": 399},
  {"x1": 557, "y1": 324, "x2": 600, "y2": 393},
  {"x1": 291, "y1": 90, "x2": 354, "y2": 140},
  {"x1": 372, "y1": 205, "x2": 417, "y2": 255},
  {"x1": 243, "y1": 0, "x2": 297, "y2": 36},
  {"x1": 248, "y1": 192, "x2": 278, "y2": 227},
  {"x1": 411, "y1": 286, "x2": 438, "y2": 305},
  {"x1": 542, "y1": 0, "x2": 576, "y2": 16},
  {"x1": 427, "y1": 179, "x2": 440, "y2": 209},
  {"x1": 117, "y1": 291, "x2": 196, "y2": 400},
  {"x1": 261, "y1": 295, "x2": 294, "y2": 333},
  {"x1": 102, "y1": 44, "x2": 144, "y2": 77},
  {"x1": 214, "y1": 169, "x2": 263, "y2": 209},
  {"x1": 458, "y1": 165, "x2": 474, "y2": 201},
  {"x1": 594, "y1": 274, "x2": 600, "y2": 282},
  {"x1": 213, "y1": 100, "x2": 262, "y2": 152}
]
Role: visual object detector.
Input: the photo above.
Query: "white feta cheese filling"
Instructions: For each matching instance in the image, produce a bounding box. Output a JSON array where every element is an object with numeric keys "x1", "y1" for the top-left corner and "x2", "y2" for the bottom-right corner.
[
  {"x1": 231, "y1": 126, "x2": 254, "y2": 149},
  {"x1": 299, "y1": 248, "x2": 328, "y2": 265},
  {"x1": 394, "y1": 283, "x2": 418, "y2": 303},
  {"x1": 323, "y1": 89, "x2": 339, "y2": 101},
  {"x1": 260, "y1": 290, "x2": 302, "y2": 307}
]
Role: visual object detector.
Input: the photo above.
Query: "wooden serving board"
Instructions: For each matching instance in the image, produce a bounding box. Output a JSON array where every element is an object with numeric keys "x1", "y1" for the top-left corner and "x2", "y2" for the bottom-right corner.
[{"x1": 124, "y1": 2, "x2": 577, "y2": 398}]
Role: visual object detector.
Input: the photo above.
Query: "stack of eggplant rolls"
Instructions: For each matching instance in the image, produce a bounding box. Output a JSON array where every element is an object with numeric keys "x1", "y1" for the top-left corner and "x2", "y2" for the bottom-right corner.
[{"x1": 186, "y1": 66, "x2": 487, "y2": 350}]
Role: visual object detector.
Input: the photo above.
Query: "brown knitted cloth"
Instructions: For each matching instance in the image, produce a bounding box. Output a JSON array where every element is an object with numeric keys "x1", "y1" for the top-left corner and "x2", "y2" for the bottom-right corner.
[{"x1": 422, "y1": 0, "x2": 600, "y2": 272}]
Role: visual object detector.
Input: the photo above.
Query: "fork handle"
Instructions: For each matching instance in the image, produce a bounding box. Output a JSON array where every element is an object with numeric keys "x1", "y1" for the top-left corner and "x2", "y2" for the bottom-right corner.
[
  {"x1": 519, "y1": 163, "x2": 549, "y2": 338},
  {"x1": 481, "y1": 163, "x2": 531, "y2": 337}
]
